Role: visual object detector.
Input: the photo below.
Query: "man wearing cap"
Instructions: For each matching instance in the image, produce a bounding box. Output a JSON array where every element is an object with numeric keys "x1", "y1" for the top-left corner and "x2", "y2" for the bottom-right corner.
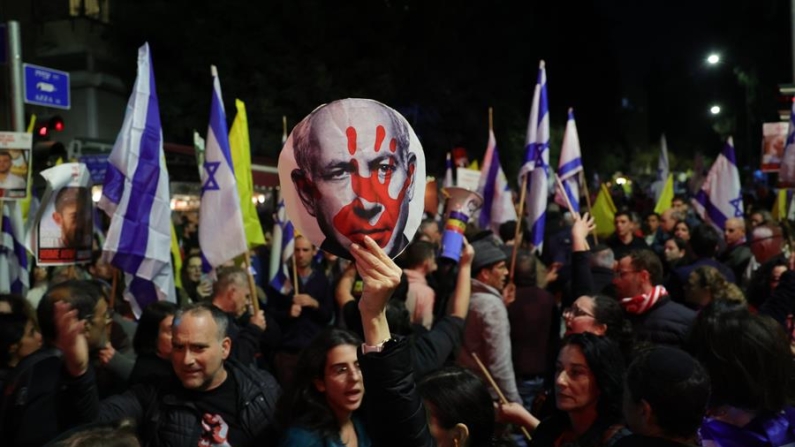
[{"x1": 457, "y1": 237, "x2": 521, "y2": 403}]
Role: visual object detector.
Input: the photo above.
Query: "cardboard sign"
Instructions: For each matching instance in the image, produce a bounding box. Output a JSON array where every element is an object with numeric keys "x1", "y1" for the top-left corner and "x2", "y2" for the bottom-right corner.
[
  {"x1": 0, "y1": 132, "x2": 31, "y2": 200},
  {"x1": 278, "y1": 98, "x2": 426, "y2": 260},
  {"x1": 32, "y1": 163, "x2": 93, "y2": 265}
]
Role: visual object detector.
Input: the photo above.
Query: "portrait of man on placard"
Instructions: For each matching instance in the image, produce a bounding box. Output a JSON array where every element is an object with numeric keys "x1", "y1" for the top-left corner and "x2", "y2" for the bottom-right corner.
[
  {"x1": 0, "y1": 149, "x2": 28, "y2": 198},
  {"x1": 38, "y1": 186, "x2": 94, "y2": 263},
  {"x1": 279, "y1": 98, "x2": 426, "y2": 260}
]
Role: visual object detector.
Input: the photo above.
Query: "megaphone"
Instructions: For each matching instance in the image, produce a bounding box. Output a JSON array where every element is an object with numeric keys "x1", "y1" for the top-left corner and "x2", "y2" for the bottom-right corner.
[{"x1": 439, "y1": 187, "x2": 483, "y2": 262}]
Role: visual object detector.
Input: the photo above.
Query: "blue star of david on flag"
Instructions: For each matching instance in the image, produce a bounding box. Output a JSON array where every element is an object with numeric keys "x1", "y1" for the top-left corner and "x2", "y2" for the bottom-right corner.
[
  {"x1": 730, "y1": 195, "x2": 744, "y2": 217},
  {"x1": 203, "y1": 161, "x2": 221, "y2": 191}
]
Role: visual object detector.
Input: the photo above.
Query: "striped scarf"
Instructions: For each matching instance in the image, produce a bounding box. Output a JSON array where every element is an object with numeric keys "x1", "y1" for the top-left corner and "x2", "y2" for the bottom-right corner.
[{"x1": 621, "y1": 285, "x2": 668, "y2": 315}]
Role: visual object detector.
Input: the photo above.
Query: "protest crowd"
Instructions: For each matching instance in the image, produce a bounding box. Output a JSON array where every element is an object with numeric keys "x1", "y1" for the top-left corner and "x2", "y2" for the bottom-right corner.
[{"x1": 4, "y1": 48, "x2": 795, "y2": 447}]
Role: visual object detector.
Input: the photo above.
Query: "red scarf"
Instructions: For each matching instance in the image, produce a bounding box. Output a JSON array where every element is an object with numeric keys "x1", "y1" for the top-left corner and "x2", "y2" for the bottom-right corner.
[{"x1": 621, "y1": 285, "x2": 668, "y2": 315}]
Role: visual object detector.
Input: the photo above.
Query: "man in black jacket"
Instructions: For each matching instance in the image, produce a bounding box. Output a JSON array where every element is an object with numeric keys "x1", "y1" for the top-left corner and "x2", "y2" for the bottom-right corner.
[{"x1": 56, "y1": 302, "x2": 280, "y2": 446}]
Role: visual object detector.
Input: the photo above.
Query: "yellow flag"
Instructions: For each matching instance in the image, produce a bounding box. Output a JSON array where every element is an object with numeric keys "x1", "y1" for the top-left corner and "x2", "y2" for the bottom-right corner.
[
  {"x1": 773, "y1": 189, "x2": 789, "y2": 222},
  {"x1": 20, "y1": 115, "x2": 37, "y2": 219},
  {"x1": 468, "y1": 160, "x2": 479, "y2": 171},
  {"x1": 229, "y1": 99, "x2": 266, "y2": 248},
  {"x1": 654, "y1": 174, "x2": 675, "y2": 215},
  {"x1": 592, "y1": 183, "x2": 617, "y2": 239},
  {"x1": 171, "y1": 222, "x2": 183, "y2": 289}
]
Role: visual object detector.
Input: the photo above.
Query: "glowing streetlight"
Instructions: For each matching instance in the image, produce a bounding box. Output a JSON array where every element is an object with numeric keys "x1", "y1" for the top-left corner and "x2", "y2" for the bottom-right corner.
[
  {"x1": 707, "y1": 54, "x2": 720, "y2": 65},
  {"x1": 710, "y1": 105, "x2": 721, "y2": 115}
]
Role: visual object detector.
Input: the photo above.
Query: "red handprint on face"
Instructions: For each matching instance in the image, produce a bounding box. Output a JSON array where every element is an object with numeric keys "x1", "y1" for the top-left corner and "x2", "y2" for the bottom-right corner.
[{"x1": 331, "y1": 125, "x2": 414, "y2": 248}]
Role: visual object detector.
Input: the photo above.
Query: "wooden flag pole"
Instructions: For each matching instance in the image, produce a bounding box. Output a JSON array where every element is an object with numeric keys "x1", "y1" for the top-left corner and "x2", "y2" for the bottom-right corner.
[
  {"x1": 556, "y1": 174, "x2": 589, "y2": 250},
  {"x1": 470, "y1": 351, "x2": 532, "y2": 441},
  {"x1": 488, "y1": 107, "x2": 493, "y2": 132},
  {"x1": 292, "y1": 252, "x2": 300, "y2": 295},
  {"x1": 509, "y1": 174, "x2": 529, "y2": 283},
  {"x1": 243, "y1": 250, "x2": 260, "y2": 314},
  {"x1": 579, "y1": 170, "x2": 597, "y2": 244}
]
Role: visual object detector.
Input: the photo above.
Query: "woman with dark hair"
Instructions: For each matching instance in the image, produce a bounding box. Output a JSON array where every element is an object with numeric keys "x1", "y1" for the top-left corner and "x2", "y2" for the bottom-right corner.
[
  {"x1": 417, "y1": 367, "x2": 496, "y2": 447},
  {"x1": 673, "y1": 221, "x2": 691, "y2": 242},
  {"x1": 688, "y1": 305, "x2": 795, "y2": 446},
  {"x1": 564, "y1": 295, "x2": 635, "y2": 361},
  {"x1": 530, "y1": 333, "x2": 629, "y2": 447},
  {"x1": 128, "y1": 301, "x2": 178, "y2": 386},
  {"x1": 178, "y1": 254, "x2": 212, "y2": 305},
  {"x1": 277, "y1": 327, "x2": 370, "y2": 447},
  {"x1": 0, "y1": 313, "x2": 42, "y2": 372}
]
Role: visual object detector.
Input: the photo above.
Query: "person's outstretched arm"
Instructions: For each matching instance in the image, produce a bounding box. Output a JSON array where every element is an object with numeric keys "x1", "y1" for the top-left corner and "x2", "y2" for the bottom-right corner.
[{"x1": 353, "y1": 236, "x2": 435, "y2": 447}]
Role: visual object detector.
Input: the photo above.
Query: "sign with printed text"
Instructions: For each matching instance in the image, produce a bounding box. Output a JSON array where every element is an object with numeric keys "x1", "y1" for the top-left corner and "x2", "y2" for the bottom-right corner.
[
  {"x1": 23, "y1": 63, "x2": 71, "y2": 109},
  {"x1": 0, "y1": 131, "x2": 31, "y2": 200}
]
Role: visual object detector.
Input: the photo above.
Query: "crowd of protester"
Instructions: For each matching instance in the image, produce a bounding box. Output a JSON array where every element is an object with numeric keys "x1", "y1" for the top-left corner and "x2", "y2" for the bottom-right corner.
[{"x1": 2, "y1": 190, "x2": 795, "y2": 447}]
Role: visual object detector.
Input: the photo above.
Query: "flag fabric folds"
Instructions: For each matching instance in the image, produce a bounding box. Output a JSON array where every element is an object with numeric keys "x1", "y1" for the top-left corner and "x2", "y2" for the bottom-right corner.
[
  {"x1": 654, "y1": 174, "x2": 675, "y2": 215},
  {"x1": 592, "y1": 183, "x2": 617, "y2": 239},
  {"x1": 229, "y1": 99, "x2": 266, "y2": 249},
  {"x1": 477, "y1": 130, "x2": 517, "y2": 234},
  {"x1": 199, "y1": 67, "x2": 248, "y2": 269},
  {"x1": 269, "y1": 199, "x2": 295, "y2": 295},
  {"x1": 554, "y1": 109, "x2": 583, "y2": 213},
  {"x1": 443, "y1": 152, "x2": 454, "y2": 189},
  {"x1": 651, "y1": 134, "x2": 670, "y2": 202},
  {"x1": 0, "y1": 201, "x2": 29, "y2": 295},
  {"x1": 520, "y1": 61, "x2": 550, "y2": 252},
  {"x1": 98, "y1": 43, "x2": 175, "y2": 316},
  {"x1": 692, "y1": 137, "x2": 744, "y2": 231}
]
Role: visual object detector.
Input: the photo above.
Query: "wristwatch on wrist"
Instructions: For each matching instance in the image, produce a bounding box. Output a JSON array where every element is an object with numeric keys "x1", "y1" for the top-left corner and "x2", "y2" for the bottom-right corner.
[{"x1": 361, "y1": 337, "x2": 398, "y2": 355}]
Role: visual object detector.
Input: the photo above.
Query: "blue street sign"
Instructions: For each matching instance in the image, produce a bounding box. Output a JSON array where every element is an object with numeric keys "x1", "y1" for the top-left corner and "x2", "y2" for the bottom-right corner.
[{"x1": 23, "y1": 63, "x2": 70, "y2": 109}]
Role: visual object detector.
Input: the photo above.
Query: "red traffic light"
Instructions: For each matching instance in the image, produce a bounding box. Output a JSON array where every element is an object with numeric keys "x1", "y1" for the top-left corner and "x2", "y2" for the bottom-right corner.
[{"x1": 34, "y1": 116, "x2": 64, "y2": 138}]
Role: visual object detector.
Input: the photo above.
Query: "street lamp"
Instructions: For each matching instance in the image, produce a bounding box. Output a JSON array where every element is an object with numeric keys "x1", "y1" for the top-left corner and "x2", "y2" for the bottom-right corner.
[
  {"x1": 707, "y1": 54, "x2": 721, "y2": 65},
  {"x1": 710, "y1": 105, "x2": 721, "y2": 115}
]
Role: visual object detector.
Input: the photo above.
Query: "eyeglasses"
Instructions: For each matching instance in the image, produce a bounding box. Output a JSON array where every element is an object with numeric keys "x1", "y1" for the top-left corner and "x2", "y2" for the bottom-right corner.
[
  {"x1": 85, "y1": 308, "x2": 115, "y2": 324},
  {"x1": 614, "y1": 269, "x2": 639, "y2": 278},
  {"x1": 563, "y1": 306, "x2": 595, "y2": 319}
]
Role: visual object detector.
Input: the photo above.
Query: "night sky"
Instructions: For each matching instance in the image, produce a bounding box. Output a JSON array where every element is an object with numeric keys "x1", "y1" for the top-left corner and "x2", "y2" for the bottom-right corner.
[{"x1": 110, "y1": 0, "x2": 793, "y2": 184}]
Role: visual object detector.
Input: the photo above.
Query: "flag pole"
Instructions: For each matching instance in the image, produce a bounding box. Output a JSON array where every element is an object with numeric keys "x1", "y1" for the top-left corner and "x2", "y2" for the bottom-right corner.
[
  {"x1": 509, "y1": 174, "x2": 528, "y2": 283},
  {"x1": 243, "y1": 250, "x2": 260, "y2": 313},
  {"x1": 470, "y1": 351, "x2": 533, "y2": 441},
  {"x1": 556, "y1": 174, "x2": 589, "y2": 250},
  {"x1": 579, "y1": 170, "x2": 597, "y2": 244},
  {"x1": 292, "y1": 252, "x2": 300, "y2": 295}
]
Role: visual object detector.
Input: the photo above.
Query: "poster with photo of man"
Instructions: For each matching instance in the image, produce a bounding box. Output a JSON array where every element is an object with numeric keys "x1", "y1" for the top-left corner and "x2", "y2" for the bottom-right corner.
[
  {"x1": 279, "y1": 98, "x2": 426, "y2": 260},
  {"x1": 32, "y1": 163, "x2": 94, "y2": 265},
  {"x1": 0, "y1": 131, "x2": 31, "y2": 199}
]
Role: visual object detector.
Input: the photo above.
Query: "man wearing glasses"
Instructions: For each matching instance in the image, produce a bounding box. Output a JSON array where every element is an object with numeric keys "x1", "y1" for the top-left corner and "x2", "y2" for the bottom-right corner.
[{"x1": 613, "y1": 250, "x2": 695, "y2": 348}]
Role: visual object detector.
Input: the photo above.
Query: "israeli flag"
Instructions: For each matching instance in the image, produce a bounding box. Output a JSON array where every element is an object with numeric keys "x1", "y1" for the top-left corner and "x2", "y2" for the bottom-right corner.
[
  {"x1": 520, "y1": 61, "x2": 550, "y2": 252},
  {"x1": 99, "y1": 43, "x2": 175, "y2": 316},
  {"x1": 199, "y1": 66, "x2": 247, "y2": 269},
  {"x1": 443, "y1": 152, "x2": 454, "y2": 189},
  {"x1": 0, "y1": 201, "x2": 29, "y2": 295},
  {"x1": 554, "y1": 109, "x2": 583, "y2": 213},
  {"x1": 269, "y1": 199, "x2": 295, "y2": 295},
  {"x1": 692, "y1": 137, "x2": 743, "y2": 231},
  {"x1": 477, "y1": 130, "x2": 517, "y2": 234}
]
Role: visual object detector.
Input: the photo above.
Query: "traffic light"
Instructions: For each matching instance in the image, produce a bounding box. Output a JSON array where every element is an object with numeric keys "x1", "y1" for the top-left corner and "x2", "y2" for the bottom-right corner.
[{"x1": 34, "y1": 115, "x2": 65, "y2": 139}]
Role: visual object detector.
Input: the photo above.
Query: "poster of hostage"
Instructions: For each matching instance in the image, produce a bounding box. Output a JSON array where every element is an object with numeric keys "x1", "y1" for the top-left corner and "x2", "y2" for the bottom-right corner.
[
  {"x1": 34, "y1": 163, "x2": 94, "y2": 265},
  {"x1": 0, "y1": 131, "x2": 32, "y2": 199}
]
